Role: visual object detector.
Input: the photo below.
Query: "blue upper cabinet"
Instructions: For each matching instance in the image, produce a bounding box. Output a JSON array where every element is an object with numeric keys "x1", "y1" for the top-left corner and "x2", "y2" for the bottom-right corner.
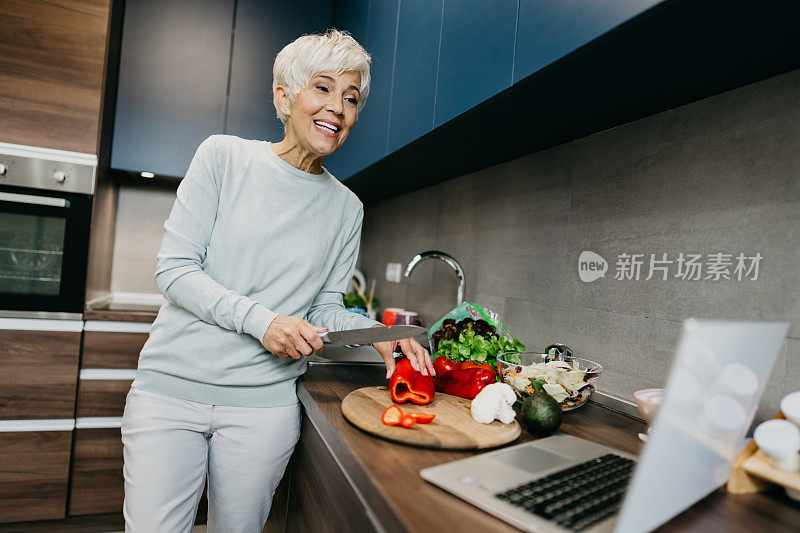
[
  {"x1": 514, "y1": 0, "x2": 663, "y2": 82},
  {"x1": 387, "y1": 0, "x2": 444, "y2": 153},
  {"x1": 111, "y1": 0, "x2": 235, "y2": 177},
  {"x1": 434, "y1": 0, "x2": 518, "y2": 127},
  {"x1": 225, "y1": 0, "x2": 333, "y2": 143},
  {"x1": 331, "y1": 0, "x2": 370, "y2": 44},
  {"x1": 325, "y1": 0, "x2": 399, "y2": 180}
]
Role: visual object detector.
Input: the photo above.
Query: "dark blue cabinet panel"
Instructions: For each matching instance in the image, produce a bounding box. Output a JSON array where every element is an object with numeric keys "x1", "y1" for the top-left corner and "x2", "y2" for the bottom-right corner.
[
  {"x1": 325, "y1": 0, "x2": 399, "y2": 181},
  {"x1": 111, "y1": 0, "x2": 235, "y2": 177},
  {"x1": 225, "y1": 0, "x2": 333, "y2": 143},
  {"x1": 331, "y1": 0, "x2": 370, "y2": 44},
  {"x1": 514, "y1": 0, "x2": 663, "y2": 82},
  {"x1": 387, "y1": 0, "x2": 444, "y2": 153},
  {"x1": 434, "y1": 0, "x2": 518, "y2": 127}
]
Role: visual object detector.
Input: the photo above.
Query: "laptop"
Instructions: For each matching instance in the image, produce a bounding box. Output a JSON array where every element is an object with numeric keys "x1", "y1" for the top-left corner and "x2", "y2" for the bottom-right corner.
[{"x1": 420, "y1": 320, "x2": 789, "y2": 532}]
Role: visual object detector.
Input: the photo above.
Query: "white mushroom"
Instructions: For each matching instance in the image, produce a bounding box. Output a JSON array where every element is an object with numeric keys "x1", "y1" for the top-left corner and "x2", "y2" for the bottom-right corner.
[{"x1": 471, "y1": 383, "x2": 517, "y2": 424}]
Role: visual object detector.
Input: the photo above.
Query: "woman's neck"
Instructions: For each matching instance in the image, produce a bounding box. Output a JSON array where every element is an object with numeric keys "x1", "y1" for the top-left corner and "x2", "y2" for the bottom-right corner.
[{"x1": 271, "y1": 135, "x2": 324, "y2": 174}]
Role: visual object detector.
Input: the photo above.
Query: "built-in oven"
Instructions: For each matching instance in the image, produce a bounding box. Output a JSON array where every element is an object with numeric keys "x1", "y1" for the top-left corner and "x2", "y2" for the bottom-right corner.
[{"x1": 0, "y1": 142, "x2": 96, "y2": 317}]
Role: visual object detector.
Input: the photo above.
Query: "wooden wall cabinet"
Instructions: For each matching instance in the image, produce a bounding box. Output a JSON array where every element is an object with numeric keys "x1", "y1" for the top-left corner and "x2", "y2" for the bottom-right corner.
[{"x1": 0, "y1": 0, "x2": 112, "y2": 154}]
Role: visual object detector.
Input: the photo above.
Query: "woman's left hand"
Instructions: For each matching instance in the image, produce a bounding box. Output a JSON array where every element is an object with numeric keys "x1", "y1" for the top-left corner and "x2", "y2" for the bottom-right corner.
[{"x1": 371, "y1": 324, "x2": 435, "y2": 379}]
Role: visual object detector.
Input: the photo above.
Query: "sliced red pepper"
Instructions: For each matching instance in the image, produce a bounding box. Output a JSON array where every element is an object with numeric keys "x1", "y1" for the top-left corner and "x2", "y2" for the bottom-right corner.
[
  {"x1": 408, "y1": 412, "x2": 436, "y2": 424},
  {"x1": 381, "y1": 405, "x2": 404, "y2": 426},
  {"x1": 399, "y1": 413, "x2": 417, "y2": 428},
  {"x1": 433, "y1": 368, "x2": 495, "y2": 400},
  {"x1": 390, "y1": 358, "x2": 435, "y2": 405},
  {"x1": 433, "y1": 356, "x2": 460, "y2": 375}
]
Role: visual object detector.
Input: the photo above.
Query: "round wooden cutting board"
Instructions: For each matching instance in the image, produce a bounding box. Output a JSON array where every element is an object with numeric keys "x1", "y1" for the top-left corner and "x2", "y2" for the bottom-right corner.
[{"x1": 341, "y1": 386, "x2": 521, "y2": 450}]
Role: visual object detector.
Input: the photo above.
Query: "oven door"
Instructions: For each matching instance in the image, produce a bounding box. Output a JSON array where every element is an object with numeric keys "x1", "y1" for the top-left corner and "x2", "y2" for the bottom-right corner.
[{"x1": 0, "y1": 185, "x2": 91, "y2": 313}]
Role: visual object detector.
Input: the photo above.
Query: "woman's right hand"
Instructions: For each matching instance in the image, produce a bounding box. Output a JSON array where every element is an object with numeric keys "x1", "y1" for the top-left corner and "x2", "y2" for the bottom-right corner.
[{"x1": 261, "y1": 315, "x2": 327, "y2": 359}]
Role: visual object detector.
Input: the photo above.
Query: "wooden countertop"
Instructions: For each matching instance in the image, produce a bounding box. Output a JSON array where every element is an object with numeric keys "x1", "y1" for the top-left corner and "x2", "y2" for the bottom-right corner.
[
  {"x1": 298, "y1": 364, "x2": 800, "y2": 532},
  {"x1": 83, "y1": 308, "x2": 157, "y2": 323}
]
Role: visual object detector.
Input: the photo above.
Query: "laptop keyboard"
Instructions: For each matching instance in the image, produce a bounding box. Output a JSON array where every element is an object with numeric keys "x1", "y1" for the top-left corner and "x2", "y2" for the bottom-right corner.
[{"x1": 495, "y1": 453, "x2": 635, "y2": 532}]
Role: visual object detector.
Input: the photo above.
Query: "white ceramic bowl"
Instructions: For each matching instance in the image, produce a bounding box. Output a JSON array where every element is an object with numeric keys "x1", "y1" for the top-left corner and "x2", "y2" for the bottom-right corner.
[
  {"x1": 634, "y1": 388, "x2": 665, "y2": 424},
  {"x1": 781, "y1": 390, "x2": 800, "y2": 427}
]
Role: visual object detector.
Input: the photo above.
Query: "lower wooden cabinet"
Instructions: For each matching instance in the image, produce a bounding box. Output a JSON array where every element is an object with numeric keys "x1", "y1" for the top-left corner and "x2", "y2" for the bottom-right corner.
[
  {"x1": 284, "y1": 415, "x2": 375, "y2": 532},
  {"x1": 81, "y1": 329, "x2": 148, "y2": 369},
  {"x1": 0, "y1": 430, "x2": 73, "y2": 523},
  {"x1": 69, "y1": 428, "x2": 124, "y2": 516},
  {"x1": 0, "y1": 328, "x2": 82, "y2": 420},
  {"x1": 75, "y1": 376, "x2": 133, "y2": 418}
]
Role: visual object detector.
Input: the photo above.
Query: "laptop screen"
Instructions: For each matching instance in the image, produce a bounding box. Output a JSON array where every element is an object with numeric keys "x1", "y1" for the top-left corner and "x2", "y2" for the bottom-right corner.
[{"x1": 615, "y1": 320, "x2": 788, "y2": 533}]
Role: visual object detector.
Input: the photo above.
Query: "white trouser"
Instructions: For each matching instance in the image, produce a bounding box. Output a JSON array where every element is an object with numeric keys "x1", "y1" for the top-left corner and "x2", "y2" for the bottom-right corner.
[{"x1": 121, "y1": 387, "x2": 301, "y2": 533}]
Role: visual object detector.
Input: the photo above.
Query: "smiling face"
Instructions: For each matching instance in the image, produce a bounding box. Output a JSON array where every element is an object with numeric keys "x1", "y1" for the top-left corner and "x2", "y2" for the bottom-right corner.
[{"x1": 278, "y1": 71, "x2": 362, "y2": 158}]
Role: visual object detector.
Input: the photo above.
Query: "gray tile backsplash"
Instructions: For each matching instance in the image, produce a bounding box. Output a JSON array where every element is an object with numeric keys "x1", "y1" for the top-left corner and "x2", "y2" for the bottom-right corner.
[
  {"x1": 358, "y1": 68, "x2": 800, "y2": 416},
  {"x1": 110, "y1": 183, "x2": 177, "y2": 294}
]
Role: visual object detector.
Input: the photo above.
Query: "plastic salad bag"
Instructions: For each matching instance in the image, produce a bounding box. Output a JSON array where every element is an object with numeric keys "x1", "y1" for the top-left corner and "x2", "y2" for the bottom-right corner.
[{"x1": 428, "y1": 302, "x2": 525, "y2": 368}]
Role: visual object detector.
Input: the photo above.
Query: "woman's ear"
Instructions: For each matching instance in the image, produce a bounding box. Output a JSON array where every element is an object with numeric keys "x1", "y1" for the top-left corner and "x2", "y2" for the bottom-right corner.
[{"x1": 275, "y1": 85, "x2": 292, "y2": 118}]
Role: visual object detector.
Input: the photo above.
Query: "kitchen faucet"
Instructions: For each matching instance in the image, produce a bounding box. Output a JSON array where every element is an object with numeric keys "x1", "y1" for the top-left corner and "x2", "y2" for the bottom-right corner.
[{"x1": 404, "y1": 251, "x2": 466, "y2": 305}]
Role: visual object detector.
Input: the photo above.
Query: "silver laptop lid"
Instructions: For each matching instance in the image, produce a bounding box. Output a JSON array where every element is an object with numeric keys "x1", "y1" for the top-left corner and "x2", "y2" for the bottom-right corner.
[{"x1": 615, "y1": 319, "x2": 789, "y2": 533}]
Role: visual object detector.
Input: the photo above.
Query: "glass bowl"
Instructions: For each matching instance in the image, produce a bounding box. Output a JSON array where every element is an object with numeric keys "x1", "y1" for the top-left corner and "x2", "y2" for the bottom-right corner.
[{"x1": 497, "y1": 351, "x2": 603, "y2": 411}]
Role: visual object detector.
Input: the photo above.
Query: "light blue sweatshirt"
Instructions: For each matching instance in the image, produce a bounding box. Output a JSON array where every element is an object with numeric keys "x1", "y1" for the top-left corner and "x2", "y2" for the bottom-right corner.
[{"x1": 133, "y1": 135, "x2": 378, "y2": 407}]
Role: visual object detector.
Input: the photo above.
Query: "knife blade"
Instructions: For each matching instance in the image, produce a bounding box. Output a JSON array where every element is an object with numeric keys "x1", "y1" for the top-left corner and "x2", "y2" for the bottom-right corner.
[{"x1": 319, "y1": 325, "x2": 426, "y2": 346}]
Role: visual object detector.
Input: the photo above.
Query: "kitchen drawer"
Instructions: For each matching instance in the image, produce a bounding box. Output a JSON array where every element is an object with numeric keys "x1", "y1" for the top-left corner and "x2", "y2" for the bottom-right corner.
[
  {"x1": 68, "y1": 427, "x2": 124, "y2": 516},
  {"x1": 76, "y1": 371, "x2": 135, "y2": 418},
  {"x1": 0, "y1": 328, "x2": 81, "y2": 420},
  {"x1": 0, "y1": 425, "x2": 73, "y2": 523},
  {"x1": 82, "y1": 321, "x2": 151, "y2": 369}
]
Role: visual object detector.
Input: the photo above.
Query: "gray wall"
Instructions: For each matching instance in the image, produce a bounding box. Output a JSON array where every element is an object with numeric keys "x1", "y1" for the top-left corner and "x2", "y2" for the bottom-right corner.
[
  {"x1": 358, "y1": 68, "x2": 800, "y2": 417},
  {"x1": 110, "y1": 183, "x2": 176, "y2": 294}
]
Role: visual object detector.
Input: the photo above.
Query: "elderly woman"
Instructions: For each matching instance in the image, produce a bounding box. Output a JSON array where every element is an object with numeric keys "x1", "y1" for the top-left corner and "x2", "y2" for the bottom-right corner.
[{"x1": 121, "y1": 30, "x2": 434, "y2": 532}]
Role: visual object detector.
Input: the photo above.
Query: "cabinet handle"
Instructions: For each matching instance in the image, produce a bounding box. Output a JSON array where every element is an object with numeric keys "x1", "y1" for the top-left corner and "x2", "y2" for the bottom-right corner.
[
  {"x1": 0, "y1": 419, "x2": 75, "y2": 432},
  {"x1": 80, "y1": 369, "x2": 137, "y2": 380},
  {"x1": 75, "y1": 417, "x2": 123, "y2": 429}
]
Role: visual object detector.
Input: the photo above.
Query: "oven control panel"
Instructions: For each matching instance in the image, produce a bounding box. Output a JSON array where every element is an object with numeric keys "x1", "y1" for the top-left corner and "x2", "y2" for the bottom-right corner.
[{"x1": 0, "y1": 142, "x2": 96, "y2": 195}]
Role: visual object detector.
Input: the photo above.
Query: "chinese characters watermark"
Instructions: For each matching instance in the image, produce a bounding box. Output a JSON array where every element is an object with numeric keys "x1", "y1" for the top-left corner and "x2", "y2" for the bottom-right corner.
[{"x1": 579, "y1": 251, "x2": 762, "y2": 282}]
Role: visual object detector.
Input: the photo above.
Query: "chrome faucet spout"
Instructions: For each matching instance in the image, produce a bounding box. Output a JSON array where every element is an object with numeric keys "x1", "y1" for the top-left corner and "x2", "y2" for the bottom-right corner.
[{"x1": 404, "y1": 251, "x2": 466, "y2": 305}]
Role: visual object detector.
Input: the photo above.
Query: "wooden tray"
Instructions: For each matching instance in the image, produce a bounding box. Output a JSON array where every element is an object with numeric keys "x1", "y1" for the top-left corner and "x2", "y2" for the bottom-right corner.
[
  {"x1": 341, "y1": 386, "x2": 521, "y2": 450},
  {"x1": 727, "y1": 411, "x2": 800, "y2": 497}
]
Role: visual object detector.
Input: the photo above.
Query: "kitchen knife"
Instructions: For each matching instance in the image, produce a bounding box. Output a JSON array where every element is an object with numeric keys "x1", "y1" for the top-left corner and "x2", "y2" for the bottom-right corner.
[{"x1": 319, "y1": 325, "x2": 426, "y2": 346}]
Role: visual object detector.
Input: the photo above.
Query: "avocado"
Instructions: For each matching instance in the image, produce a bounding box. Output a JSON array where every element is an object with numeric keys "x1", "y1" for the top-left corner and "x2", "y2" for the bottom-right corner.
[{"x1": 520, "y1": 379, "x2": 563, "y2": 436}]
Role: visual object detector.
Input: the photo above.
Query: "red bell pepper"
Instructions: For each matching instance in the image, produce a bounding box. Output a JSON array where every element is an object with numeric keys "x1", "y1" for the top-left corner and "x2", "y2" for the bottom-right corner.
[
  {"x1": 433, "y1": 356, "x2": 460, "y2": 375},
  {"x1": 382, "y1": 405, "x2": 436, "y2": 428},
  {"x1": 433, "y1": 368, "x2": 495, "y2": 400},
  {"x1": 399, "y1": 413, "x2": 417, "y2": 428},
  {"x1": 390, "y1": 358, "x2": 435, "y2": 405},
  {"x1": 409, "y1": 412, "x2": 436, "y2": 424},
  {"x1": 381, "y1": 405, "x2": 404, "y2": 426},
  {"x1": 460, "y1": 361, "x2": 494, "y2": 373}
]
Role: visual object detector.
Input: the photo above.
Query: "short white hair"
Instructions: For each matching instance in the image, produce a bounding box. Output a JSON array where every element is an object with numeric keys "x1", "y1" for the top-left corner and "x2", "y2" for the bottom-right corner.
[{"x1": 272, "y1": 29, "x2": 371, "y2": 126}]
